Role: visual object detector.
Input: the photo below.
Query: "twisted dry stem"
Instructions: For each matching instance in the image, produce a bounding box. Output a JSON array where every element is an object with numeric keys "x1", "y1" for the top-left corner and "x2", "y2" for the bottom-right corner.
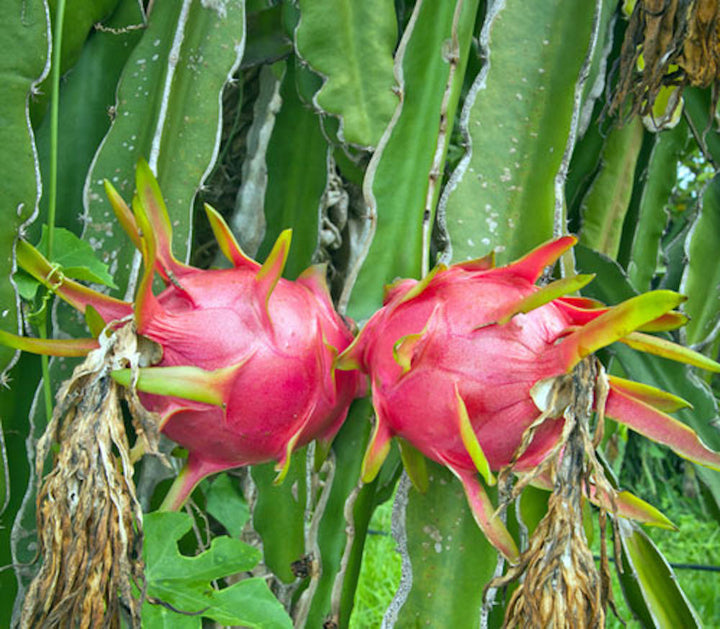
[
  {"x1": 490, "y1": 358, "x2": 619, "y2": 629},
  {"x1": 610, "y1": 0, "x2": 720, "y2": 125}
]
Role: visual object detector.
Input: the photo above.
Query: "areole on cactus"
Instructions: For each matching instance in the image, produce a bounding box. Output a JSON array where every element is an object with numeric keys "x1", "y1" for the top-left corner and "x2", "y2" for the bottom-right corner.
[
  {"x1": 338, "y1": 236, "x2": 720, "y2": 561},
  {"x1": 4, "y1": 159, "x2": 365, "y2": 509}
]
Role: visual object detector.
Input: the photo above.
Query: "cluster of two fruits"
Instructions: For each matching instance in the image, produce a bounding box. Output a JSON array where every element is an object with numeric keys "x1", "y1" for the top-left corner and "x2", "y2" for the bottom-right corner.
[{"x1": 7, "y1": 160, "x2": 720, "y2": 559}]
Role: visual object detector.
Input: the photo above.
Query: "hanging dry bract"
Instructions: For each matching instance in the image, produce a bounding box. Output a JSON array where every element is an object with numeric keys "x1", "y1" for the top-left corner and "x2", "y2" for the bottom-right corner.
[
  {"x1": 611, "y1": 0, "x2": 720, "y2": 128},
  {"x1": 20, "y1": 325, "x2": 158, "y2": 629}
]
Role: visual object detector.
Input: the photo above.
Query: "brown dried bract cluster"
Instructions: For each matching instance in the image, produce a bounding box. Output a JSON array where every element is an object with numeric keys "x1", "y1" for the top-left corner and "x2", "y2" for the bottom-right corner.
[
  {"x1": 490, "y1": 358, "x2": 619, "y2": 629},
  {"x1": 611, "y1": 0, "x2": 720, "y2": 123},
  {"x1": 20, "y1": 324, "x2": 161, "y2": 629}
]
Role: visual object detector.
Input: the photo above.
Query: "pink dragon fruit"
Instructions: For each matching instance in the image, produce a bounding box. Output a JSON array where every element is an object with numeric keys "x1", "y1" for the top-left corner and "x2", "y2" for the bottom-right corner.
[
  {"x1": 9, "y1": 160, "x2": 365, "y2": 509},
  {"x1": 339, "y1": 236, "x2": 720, "y2": 560}
]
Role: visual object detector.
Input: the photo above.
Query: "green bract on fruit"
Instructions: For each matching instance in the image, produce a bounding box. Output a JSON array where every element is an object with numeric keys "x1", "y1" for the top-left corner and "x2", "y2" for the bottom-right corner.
[
  {"x1": 339, "y1": 236, "x2": 720, "y2": 560},
  {"x1": 4, "y1": 160, "x2": 365, "y2": 509}
]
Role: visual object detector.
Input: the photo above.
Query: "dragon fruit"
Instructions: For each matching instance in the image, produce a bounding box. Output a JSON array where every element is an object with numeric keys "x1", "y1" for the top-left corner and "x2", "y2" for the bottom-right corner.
[
  {"x1": 8, "y1": 160, "x2": 365, "y2": 509},
  {"x1": 339, "y1": 236, "x2": 720, "y2": 560}
]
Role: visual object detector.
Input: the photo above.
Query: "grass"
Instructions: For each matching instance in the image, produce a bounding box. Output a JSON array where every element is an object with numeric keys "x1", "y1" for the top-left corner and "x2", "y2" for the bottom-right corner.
[
  {"x1": 350, "y1": 499, "x2": 401, "y2": 628},
  {"x1": 350, "y1": 487, "x2": 720, "y2": 627}
]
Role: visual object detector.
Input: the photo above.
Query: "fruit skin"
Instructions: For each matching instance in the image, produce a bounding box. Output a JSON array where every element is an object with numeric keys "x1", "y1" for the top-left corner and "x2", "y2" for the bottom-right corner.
[
  {"x1": 339, "y1": 236, "x2": 720, "y2": 560},
  {"x1": 139, "y1": 257, "x2": 364, "y2": 490},
  {"x1": 354, "y1": 265, "x2": 572, "y2": 473},
  {"x1": 107, "y1": 162, "x2": 367, "y2": 508},
  {"x1": 9, "y1": 159, "x2": 365, "y2": 509}
]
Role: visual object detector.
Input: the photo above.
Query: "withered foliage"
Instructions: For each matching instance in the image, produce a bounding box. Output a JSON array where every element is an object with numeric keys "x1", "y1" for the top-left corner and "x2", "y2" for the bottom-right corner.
[
  {"x1": 611, "y1": 0, "x2": 720, "y2": 123},
  {"x1": 20, "y1": 324, "x2": 161, "y2": 629},
  {"x1": 492, "y1": 358, "x2": 619, "y2": 629}
]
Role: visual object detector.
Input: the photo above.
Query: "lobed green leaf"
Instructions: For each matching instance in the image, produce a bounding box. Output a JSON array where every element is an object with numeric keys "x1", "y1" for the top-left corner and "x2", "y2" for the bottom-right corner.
[
  {"x1": 143, "y1": 511, "x2": 292, "y2": 628},
  {"x1": 295, "y1": 0, "x2": 398, "y2": 149},
  {"x1": 36, "y1": 226, "x2": 117, "y2": 288},
  {"x1": 205, "y1": 473, "x2": 249, "y2": 539}
]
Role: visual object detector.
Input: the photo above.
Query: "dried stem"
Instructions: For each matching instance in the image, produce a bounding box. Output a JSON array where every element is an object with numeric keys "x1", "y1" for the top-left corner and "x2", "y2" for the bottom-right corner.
[
  {"x1": 20, "y1": 325, "x2": 158, "y2": 628},
  {"x1": 490, "y1": 358, "x2": 618, "y2": 629}
]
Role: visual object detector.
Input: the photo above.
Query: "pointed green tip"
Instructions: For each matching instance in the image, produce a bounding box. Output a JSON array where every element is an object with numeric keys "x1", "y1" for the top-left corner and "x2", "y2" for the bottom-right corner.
[
  {"x1": 361, "y1": 415, "x2": 392, "y2": 483},
  {"x1": 0, "y1": 329, "x2": 98, "y2": 357},
  {"x1": 393, "y1": 332, "x2": 422, "y2": 374},
  {"x1": 111, "y1": 364, "x2": 237, "y2": 406},
  {"x1": 105, "y1": 179, "x2": 141, "y2": 249},
  {"x1": 274, "y1": 457, "x2": 291, "y2": 485},
  {"x1": 620, "y1": 332, "x2": 720, "y2": 373},
  {"x1": 274, "y1": 430, "x2": 303, "y2": 484},
  {"x1": 615, "y1": 490, "x2": 677, "y2": 530},
  {"x1": 103, "y1": 178, "x2": 118, "y2": 199},
  {"x1": 559, "y1": 290, "x2": 686, "y2": 369},
  {"x1": 456, "y1": 386, "x2": 495, "y2": 486},
  {"x1": 398, "y1": 438, "x2": 429, "y2": 493},
  {"x1": 256, "y1": 229, "x2": 293, "y2": 302},
  {"x1": 204, "y1": 203, "x2": 258, "y2": 269},
  {"x1": 397, "y1": 264, "x2": 445, "y2": 305},
  {"x1": 135, "y1": 157, "x2": 154, "y2": 186},
  {"x1": 84, "y1": 305, "x2": 106, "y2": 338},
  {"x1": 497, "y1": 273, "x2": 596, "y2": 325}
]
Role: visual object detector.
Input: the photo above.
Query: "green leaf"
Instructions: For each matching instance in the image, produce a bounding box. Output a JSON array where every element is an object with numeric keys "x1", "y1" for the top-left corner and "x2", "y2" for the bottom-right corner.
[
  {"x1": 627, "y1": 121, "x2": 689, "y2": 291},
  {"x1": 83, "y1": 0, "x2": 247, "y2": 294},
  {"x1": 443, "y1": 0, "x2": 604, "y2": 265},
  {"x1": 205, "y1": 473, "x2": 249, "y2": 539},
  {"x1": 344, "y1": 0, "x2": 481, "y2": 320},
  {"x1": 578, "y1": 118, "x2": 645, "y2": 259},
  {"x1": 301, "y1": 399, "x2": 376, "y2": 627},
  {"x1": 617, "y1": 519, "x2": 701, "y2": 628},
  {"x1": 32, "y1": 0, "x2": 144, "y2": 240},
  {"x1": 0, "y1": 3, "x2": 50, "y2": 618},
  {"x1": 0, "y1": 0, "x2": 50, "y2": 371},
  {"x1": 143, "y1": 511, "x2": 292, "y2": 628},
  {"x1": 251, "y1": 448, "x2": 307, "y2": 583},
  {"x1": 142, "y1": 604, "x2": 199, "y2": 629},
  {"x1": 680, "y1": 173, "x2": 720, "y2": 347},
  {"x1": 13, "y1": 272, "x2": 42, "y2": 302},
  {"x1": 257, "y1": 59, "x2": 327, "y2": 279},
  {"x1": 295, "y1": 0, "x2": 398, "y2": 148},
  {"x1": 390, "y1": 463, "x2": 500, "y2": 628},
  {"x1": 36, "y1": 226, "x2": 117, "y2": 288}
]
